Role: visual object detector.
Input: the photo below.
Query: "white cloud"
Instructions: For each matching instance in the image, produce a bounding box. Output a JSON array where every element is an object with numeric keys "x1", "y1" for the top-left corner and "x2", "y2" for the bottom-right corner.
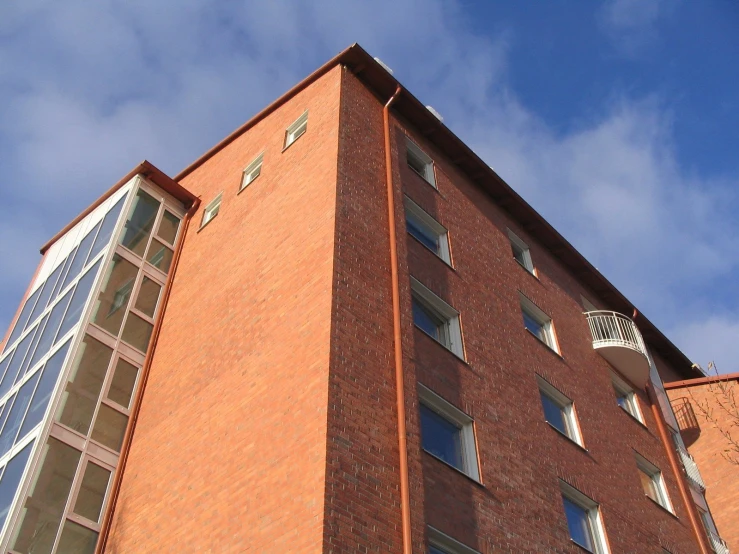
[{"x1": 599, "y1": 0, "x2": 669, "y2": 55}]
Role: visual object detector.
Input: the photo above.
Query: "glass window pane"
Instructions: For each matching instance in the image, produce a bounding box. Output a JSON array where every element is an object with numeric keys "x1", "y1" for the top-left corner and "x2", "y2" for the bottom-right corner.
[
  {"x1": 1, "y1": 331, "x2": 36, "y2": 400},
  {"x1": 413, "y1": 299, "x2": 441, "y2": 340},
  {"x1": 26, "y1": 263, "x2": 64, "y2": 330},
  {"x1": 50, "y1": 250, "x2": 75, "y2": 300},
  {"x1": 118, "y1": 190, "x2": 160, "y2": 257},
  {"x1": 11, "y1": 438, "x2": 81, "y2": 554},
  {"x1": 91, "y1": 255, "x2": 138, "y2": 337},
  {"x1": 107, "y1": 359, "x2": 138, "y2": 409},
  {"x1": 60, "y1": 222, "x2": 101, "y2": 295},
  {"x1": 19, "y1": 340, "x2": 72, "y2": 438},
  {"x1": 3, "y1": 287, "x2": 42, "y2": 353},
  {"x1": 56, "y1": 520, "x2": 98, "y2": 554},
  {"x1": 26, "y1": 289, "x2": 73, "y2": 372},
  {"x1": 420, "y1": 404, "x2": 463, "y2": 470},
  {"x1": 563, "y1": 496, "x2": 594, "y2": 551},
  {"x1": 57, "y1": 259, "x2": 103, "y2": 341},
  {"x1": 157, "y1": 211, "x2": 180, "y2": 245},
  {"x1": 0, "y1": 441, "x2": 34, "y2": 530},
  {"x1": 134, "y1": 277, "x2": 161, "y2": 318},
  {"x1": 640, "y1": 469, "x2": 658, "y2": 501},
  {"x1": 73, "y1": 462, "x2": 110, "y2": 522},
  {"x1": 523, "y1": 311, "x2": 544, "y2": 338},
  {"x1": 56, "y1": 336, "x2": 113, "y2": 436},
  {"x1": 121, "y1": 313, "x2": 154, "y2": 353},
  {"x1": 407, "y1": 216, "x2": 438, "y2": 252},
  {"x1": 0, "y1": 355, "x2": 11, "y2": 392},
  {"x1": 17, "y1": 316, "x2": 47, "y2": 381},
  {"x1": 540, "y1": 392, "x2": 568, "y2": 435},
  {"x1": 91, "y1": 405, "x2": 128, "y2": 452},
  {"x1": 146, "y1": 239, "x2": 174, "y2": 274},
  {"x1": 88, "y1": 195, "x2": 126, "y2": 263},
  {"x1": 0, "y1": 372, "x2": 41, "y2": 458}
]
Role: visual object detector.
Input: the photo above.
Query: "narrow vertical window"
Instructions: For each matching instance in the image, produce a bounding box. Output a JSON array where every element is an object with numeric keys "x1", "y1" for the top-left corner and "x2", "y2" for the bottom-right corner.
[
  {"x1": 520, "y1": 294, "x2": 558, "y2": 352},
  {"x1": 508, "y1": 229, "x2": 535, "y2": 274},
  {"x1": 410, "y1": 278, "x2": 464, "y2": 359},
  {"x1": 284, "y1": 111, "x2": 308, "y2": 148},
  {"x1": 404, "y1": 197, "x2": 451, "y2": 264},
  {"x1": 635, "y1": 454, "x2": 673, "y2": 512},
  {"x1": 240, "y1": 153, "x2": 264, "y2": 191},
  {"x1": 560, "y1": 481, "x2": 609, "y2": 553},
  {"x1": 612, "y1": 374, "x2": 643, "y2": 422},
  {"x1": 200, "y1": 193, "x2": 223, "y2": 228},
  {"x1": 406, "y1": 139, "x2": 436, "y2": 187},
  {"x1": 537, "y1": 377, "x2": 583, "y2": 446}
]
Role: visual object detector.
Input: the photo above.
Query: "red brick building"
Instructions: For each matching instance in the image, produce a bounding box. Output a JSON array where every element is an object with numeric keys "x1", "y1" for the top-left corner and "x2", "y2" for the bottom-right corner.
[{"x1": 0, "y1": 44, "x2": 729, "y2": 553}]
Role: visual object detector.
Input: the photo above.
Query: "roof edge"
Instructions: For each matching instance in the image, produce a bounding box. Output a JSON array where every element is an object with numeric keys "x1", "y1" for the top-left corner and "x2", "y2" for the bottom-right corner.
[{"x1": 664, "y1": 372, "x2": 739, "y2": 390}]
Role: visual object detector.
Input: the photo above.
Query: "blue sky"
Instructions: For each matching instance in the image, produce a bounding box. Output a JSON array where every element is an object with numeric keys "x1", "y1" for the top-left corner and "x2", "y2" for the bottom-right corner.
[{"x1": 1, "y1": 0, "x2": 737, "y2": 373}]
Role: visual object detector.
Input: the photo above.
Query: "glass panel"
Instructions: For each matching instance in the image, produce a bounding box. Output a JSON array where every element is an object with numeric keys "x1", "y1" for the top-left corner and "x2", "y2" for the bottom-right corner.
[
  {"x1": 11, "y1": 438, "x2": 81, "y2": 554},
  {"x1": 640, "y1": 469, "x2": 658, "y2": 502},
  {"x1": 157, "y1": 211, "x2": 180, "y2": 245},
  {"x1": 90, "y1": 255, "x2": 138, "y2": 337},
  {"x1": 26, "y1": 263, "x2": 65, "y2": 329},
  {"x1": 3, "y1": 287, "x2": 42, "y2": 353},
  {"x1": 17, "y1": 316, "x2": 47, "y2": 380},
  {"x1": 88, "y1": 195, "x2": 126, "y2": 263},
  {"x1": 563, "y1": 496, "x2": 594, "y2": 551},
  {"x1": 540, "y1": 392, "x2": 568, "y2": 435},
  {"x1": 0, "y1": 393, "x2": 17, "y2": 439},
  {"x1": 73, "y1": 463, "x2": 110, "y2": 522},
  {"x1": 91, "y1": 405, "x2": 128, "y2": 452},
  {"x1": 118, "y1": 190, "x2": 160, "y2": 257},
  {"x1": 121, "y1": 313, "x2": 153, "y2": 353},
  {"x1": 406, "y1": 215, "x2": 438, "y2": 252},
  {"x1": 419, "y1": 404, "x2": 463, "y2": 470},
  {"x1": 19, "y1": 340, "x2": 72, "y2": 438},
  {"x1": 523, "y1": 310, "x2": 544, "y2": 339},
  {"x1": 146, "y1": 239, "x2": 174, "y2": 274},
  {"x1": 50, "y1": 251, "x2": 75, "y2": 301},
  {"x1": 0, "y1": 355, "x2": 11, "y2": 392},
  {"x1": 59, "y1": 222, "x2": 100, "y2": 295},
  {"x1": 56, "y1": 336, "x2": 113, "y2": 436},
  {"x1": 0, "y1": 372, "x2": 41, "y2": 458},
  {"x1": 134, "y1": 277, "x2": 161, "y2": 318},
  {"x1": 1, "y1": 331, "x2": 34, "y2": 400},
  {"x1": 412, "y1": 299, "x2": 441, "y2": 341},
  {"x1": 0, "y1": 441, "x2": 34, "y2": 530},
  {"x1": 56, "y1": 259, "x2": 103, "y2": 341},
  {"x1": 25, "y1": 289, "x2": 73, "y2": 373},
  {"x1": 56, "y1": 520, "x2": 98, "y2": 554},
  {"x1": 107, "y1": 359, "x2": 138, "y2": 409}
]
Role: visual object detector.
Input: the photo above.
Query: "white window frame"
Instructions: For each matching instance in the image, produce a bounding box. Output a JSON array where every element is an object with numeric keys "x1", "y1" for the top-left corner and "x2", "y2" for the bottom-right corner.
[
  {"x1": 284, "y1": 111, "x2": 308, "y2": 149},
  {"x1": 635, "y1": 453, "x2": 673, "y2": 512},
  {"x1": 428, "y1": 526, "x2": 481, "y2": 554},
  {"x1": 404, "y1": 196, "x2": 451, "y2": 264},
  {"x1": 537, "y1": 377, "x2": 584, "y2": 446},
  {"x1": 200, "y1": 193, "x2": 223, "y2": 228},
  {"x1": 612, "y1": 373, "x2": 643, "y2": 423},
  {"x1": 507, "y1": 229, "x2": 535, "y2": 274},
  {"x1": 520, "y1": 294, "x2": 559, "y2": 353},
  {"x1": 406, "y1": 138, "x2": 436, "y2": 188},
  {"x1": 418, "y1": 385, "x2": 479, "y2": 482},
  {"x1": 240, "y1": 153, "x2": 264, "y2": 191},
  {"x1": 560, "y1": 481, "x2": 610, "y2": 554},
  {"x1": 410, "y1": 278, "x2": 464, "y2": 359}
]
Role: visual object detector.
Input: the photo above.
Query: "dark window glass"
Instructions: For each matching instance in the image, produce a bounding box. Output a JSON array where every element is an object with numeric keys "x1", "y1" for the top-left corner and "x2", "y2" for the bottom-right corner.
[
  {"x1": 18, "y1": 315, "x2": 48, "y2": 380},
  {"x1": 412, "y1": 298, "x2": 441, "y2": 340},
  {"x1": 0, "y1": 356, "x2": 11, "y2": 392},
  {"x1": 60, "y1": 222, "x2": 101, "y2": 294},
  {"x1": 540, "y1": 391, "x2": 567, "y2": 435},
  {"x1": 523, "y1": 310, "x2": 544, "y2": 338},
  {"x1": 146, "y1": 239, "x2": 174, "y2": 274},
  {"x1": 157, "y1": 211, "x2": 180, "y2": 245},
  {"x1": 407, "y1": 217, "x2": 438, "y2": 251},
  {"x1": 26, "y1": 263, "x2": 65, "y2": 330},
  {"x1": 88, "y1": 195, "x2": 126, "y2": 263},
  {"x1": 56, "y1": 259, "x2": 102, "y2": 341},
  {"x1": 107, "y1": 358, "x2": 138, "y2": 409},
  {"x1": 563, "y1": 496, "x2": 594, "y2": 551},
  {"x1": 134, "y1": 277, "x2": 161, "y2": 318},
  {"x1": 0, "y1": 441, "x2": 34, "y2": 530},
  {"x1": 91, "y1": 405, "x2": 128, "y2": 451},
  {"x1": 1, "y1": 330, "x2": 36, "y2": 399},
  {"x1": 56, "y1": 520, "x2": 98, "y2": 554},
  {"x1": 118, "y1": 190, "x2": 160, "y2": 257},
  {"x1": 91, "y1": 256, "x2": 138, "y2": 337},
  {"x1": 0, "y1": 372, "x2": 41, "y2": 458},
  {"x1": 2, "y1": 287, "x2": 42, "y2": 354},
  {"x1": 121, "y1": 313, "x2": 153, "y2": 353},
  {"x1": 25, "y1": 289, "x2": 73, "y2": 373},
  {"x1": 614, "y1": 386, "x2": 629, "y2": 410},
  {"x1": 420, "y1": 404, "x2": 463, "y2": 470},
  {"x1": 50, "y1": 250, "x2": 75, "y2": 300},
  {"x1": 72, "y1": 462, "x2": 110, "y2": 522}
]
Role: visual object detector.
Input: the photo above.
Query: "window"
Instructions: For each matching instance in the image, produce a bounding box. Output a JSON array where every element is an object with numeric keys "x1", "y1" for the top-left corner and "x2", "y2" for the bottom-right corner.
[
  {"x1": 406, "y1": 139, "x2": 436, "y2": 187},
  {"x1": 108, "y1": 279, "x2": 134, "y2": 316},
  {"x1": 240, "y1": 153, "x2": 264, "y2": 191},
  {"x1": 201, "y1": 193, "x2": 223, "y2": 228},
  {"x1": 410, "y1": 278, "x2": 464, "y2": 358},
  {"x1": 428, "y1": 526, "x2": 480, "y2": 554},
  {"x1": 404, "y1": 197, "x2": 451, "y2": 264},
  {"x1": 508, "y1": 230, "x2": 534, "y2": 274},
  {"x1": 612, "y1": 374, "x2": 643, "y2": 422},
  {"x1": 560, "y1": 481, "x2": 609, "y2": 553},
  {"x1": 284, "y1": 111, "x2": 308, "y2": 148},
  {"x1": 520, "y1": 294, "x2": 558, "y2": 352},
  {"x1": 418, "y1": 385, "x2": 479, "y2": 481},
  {"x1": 636, "y1": 454, "x2": 672, "y2": 512},
  {"x1": 537, "y1": 377, "x2": 583, "y2": 445}
]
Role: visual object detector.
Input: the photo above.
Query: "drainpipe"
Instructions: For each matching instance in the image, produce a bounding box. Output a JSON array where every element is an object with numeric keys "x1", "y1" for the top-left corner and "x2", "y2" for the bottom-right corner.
[
  {"x1": 383, "y1": 84, "x2": 412, "y2": 554},
  {"x1": 95, "y1": 198, "x2": 200, "y2": 554}
]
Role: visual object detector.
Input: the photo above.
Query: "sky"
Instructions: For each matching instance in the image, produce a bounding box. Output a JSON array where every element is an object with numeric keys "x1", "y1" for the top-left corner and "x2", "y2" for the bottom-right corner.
[{"x1": 1, "y1": 0, "x2": 738, "y2": 373}]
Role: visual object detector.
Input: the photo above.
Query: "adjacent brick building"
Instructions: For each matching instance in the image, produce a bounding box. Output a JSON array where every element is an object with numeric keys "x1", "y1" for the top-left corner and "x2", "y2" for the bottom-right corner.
[{"x1": 0, "y1": 44, "x2": 730, "y2": 553}]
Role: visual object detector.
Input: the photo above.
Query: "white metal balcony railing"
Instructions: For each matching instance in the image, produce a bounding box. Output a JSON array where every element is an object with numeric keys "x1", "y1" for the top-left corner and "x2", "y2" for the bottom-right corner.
[
  {"x1": 676, "y1": 443, "x2": 706, "y2": 490},
  {"x1": 584, "y1": 311, "x2": 650, "y2": 386},
  {"x1": 708, "y1": 530, "x2": 730, "y2": 554}
]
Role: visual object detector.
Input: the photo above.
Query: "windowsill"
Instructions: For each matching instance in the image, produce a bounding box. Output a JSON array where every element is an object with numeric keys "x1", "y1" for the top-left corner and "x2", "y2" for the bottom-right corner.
[
  {"x1": 514, "y1": 258, "x2": 539, "y2": 280},
  {"x1": 524, "y1": 328, "x2": 563, "y2": 360},
  {"x1": 414, "y1": 324, "x2": 467, "y2": 364},
  {"x1": 646, "y1": 496, "x2": 678, "y2": 519},
  {"x1": 238, "y1": 178, "x2": 259, "y2": 195},
  {"x1": 407, "y1": 233, "x2": 454, "y2": 269},
  {"x1": 281, "y1": 133, "x2": 305, "y2": 152},
  {"x1": 197, "y1": 216, "x2": 218, "y2": 232},
  {"x1": 545, "y1": 421, "x2": 590, "y2": 455},
  {"x1": 422, "y1": 449, "x2": 484, "y2": 487}
]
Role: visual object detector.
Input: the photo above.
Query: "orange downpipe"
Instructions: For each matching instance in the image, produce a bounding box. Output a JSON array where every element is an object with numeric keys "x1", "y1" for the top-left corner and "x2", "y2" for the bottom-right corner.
[{"x1": 383, "y1": 85, "x2": 412, "y2": 554}]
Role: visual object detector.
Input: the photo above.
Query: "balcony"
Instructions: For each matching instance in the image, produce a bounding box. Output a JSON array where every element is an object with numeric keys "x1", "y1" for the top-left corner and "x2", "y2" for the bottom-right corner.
[
  {"x1": 672, "y1": 397, "x2": 701, "y2": 447},
  {"x1": 708, "y1": 530, "x2": 730, "y2": 554},
  {"x1": 676, "y1": 443, "x2": 706, "y2": 490},
  {"x1": 584, "y1": 311, "x2": 650, "y2": 387}
]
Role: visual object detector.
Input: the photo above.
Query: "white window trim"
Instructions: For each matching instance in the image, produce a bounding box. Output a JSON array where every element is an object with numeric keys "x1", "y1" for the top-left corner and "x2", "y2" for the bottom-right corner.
[
  {"x1": 635, "y1": 453, "x2": 673, "y2": 513},
  {"x1": 410, "y1": 278, "x2": 464, "y2": 359},
  {"x1": 507, "y1": 229, "x2": 535, "y2": 274},
  {"x1": 284, "y1": 111, "x2": 308, "y2": 149},
  {"x1": 428, "y1": 526, "x2": 481, "y2": 554},
  {"x1": 406, "y1": 138, "x2": 437, "y2": 188},
  {"x1": 240, "y1": 153, "x2": 264, "y2": 191},
  {"x1": 404, "y1": 196, "x2": 451, "y2": 264},
  {"x1": 200, "y1": 193, "x2": 223, "y2": 229},
  {"x1": 612, "y1": 373, "x2": 644, "y2": 423},
  {"x1": 537, "y1": 376, "x2": 584, "y2": 446},
  {"x1": 560, "y1": 481, "x2": 610, "y2": 554},
  {"x1": 520, "y1": 294, "x2": 559, "y2": 353},
  {"x1": 418, "y1": 385, "x2": 480, "y2": 482}
]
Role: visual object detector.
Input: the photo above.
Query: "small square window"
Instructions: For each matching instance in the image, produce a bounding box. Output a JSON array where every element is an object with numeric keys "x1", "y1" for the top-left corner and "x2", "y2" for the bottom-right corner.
[
  {"x1": 612, "y1": 374, "x2": 643, "y2": 422},
  {"x1": 201, "y1": 193, "x2": 223, "y2": 228},
  {"x1": 636, "y1": 454, "x2": 672, "y2": 512},
  {"x1": 560, "y1": 481, "x2": 609, "y2": 553},
  {"x1": 406, "y1": 139, "x2": 436, "y2": 187},
  {"x1": 284, "y1": 111, "x2": 308, "y2": 149},
  {"x1": 404, "y1": 197, "x2": 451, "y2": 264},
  {"x1": 520, "y1": 294, "x2": 558, "y2": 352},
  {"x1": 537, "y1": 377, "x2": 583, "y2": 446},
  {"x1": 508, "y1": 230, "x2": 535, "y2": 274},
  {"x1": 411, "y1": 278, "x2": 464, "y2": 359},
  {"x1": 418, "y1": 385, "x2": 479, "y2": 481},
  {"x1": 427, "y1": 526, "x2": 481, "y2": 554},
  {"x1": 240, "y1": 153, "x2": 264, "y2": 191}
]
